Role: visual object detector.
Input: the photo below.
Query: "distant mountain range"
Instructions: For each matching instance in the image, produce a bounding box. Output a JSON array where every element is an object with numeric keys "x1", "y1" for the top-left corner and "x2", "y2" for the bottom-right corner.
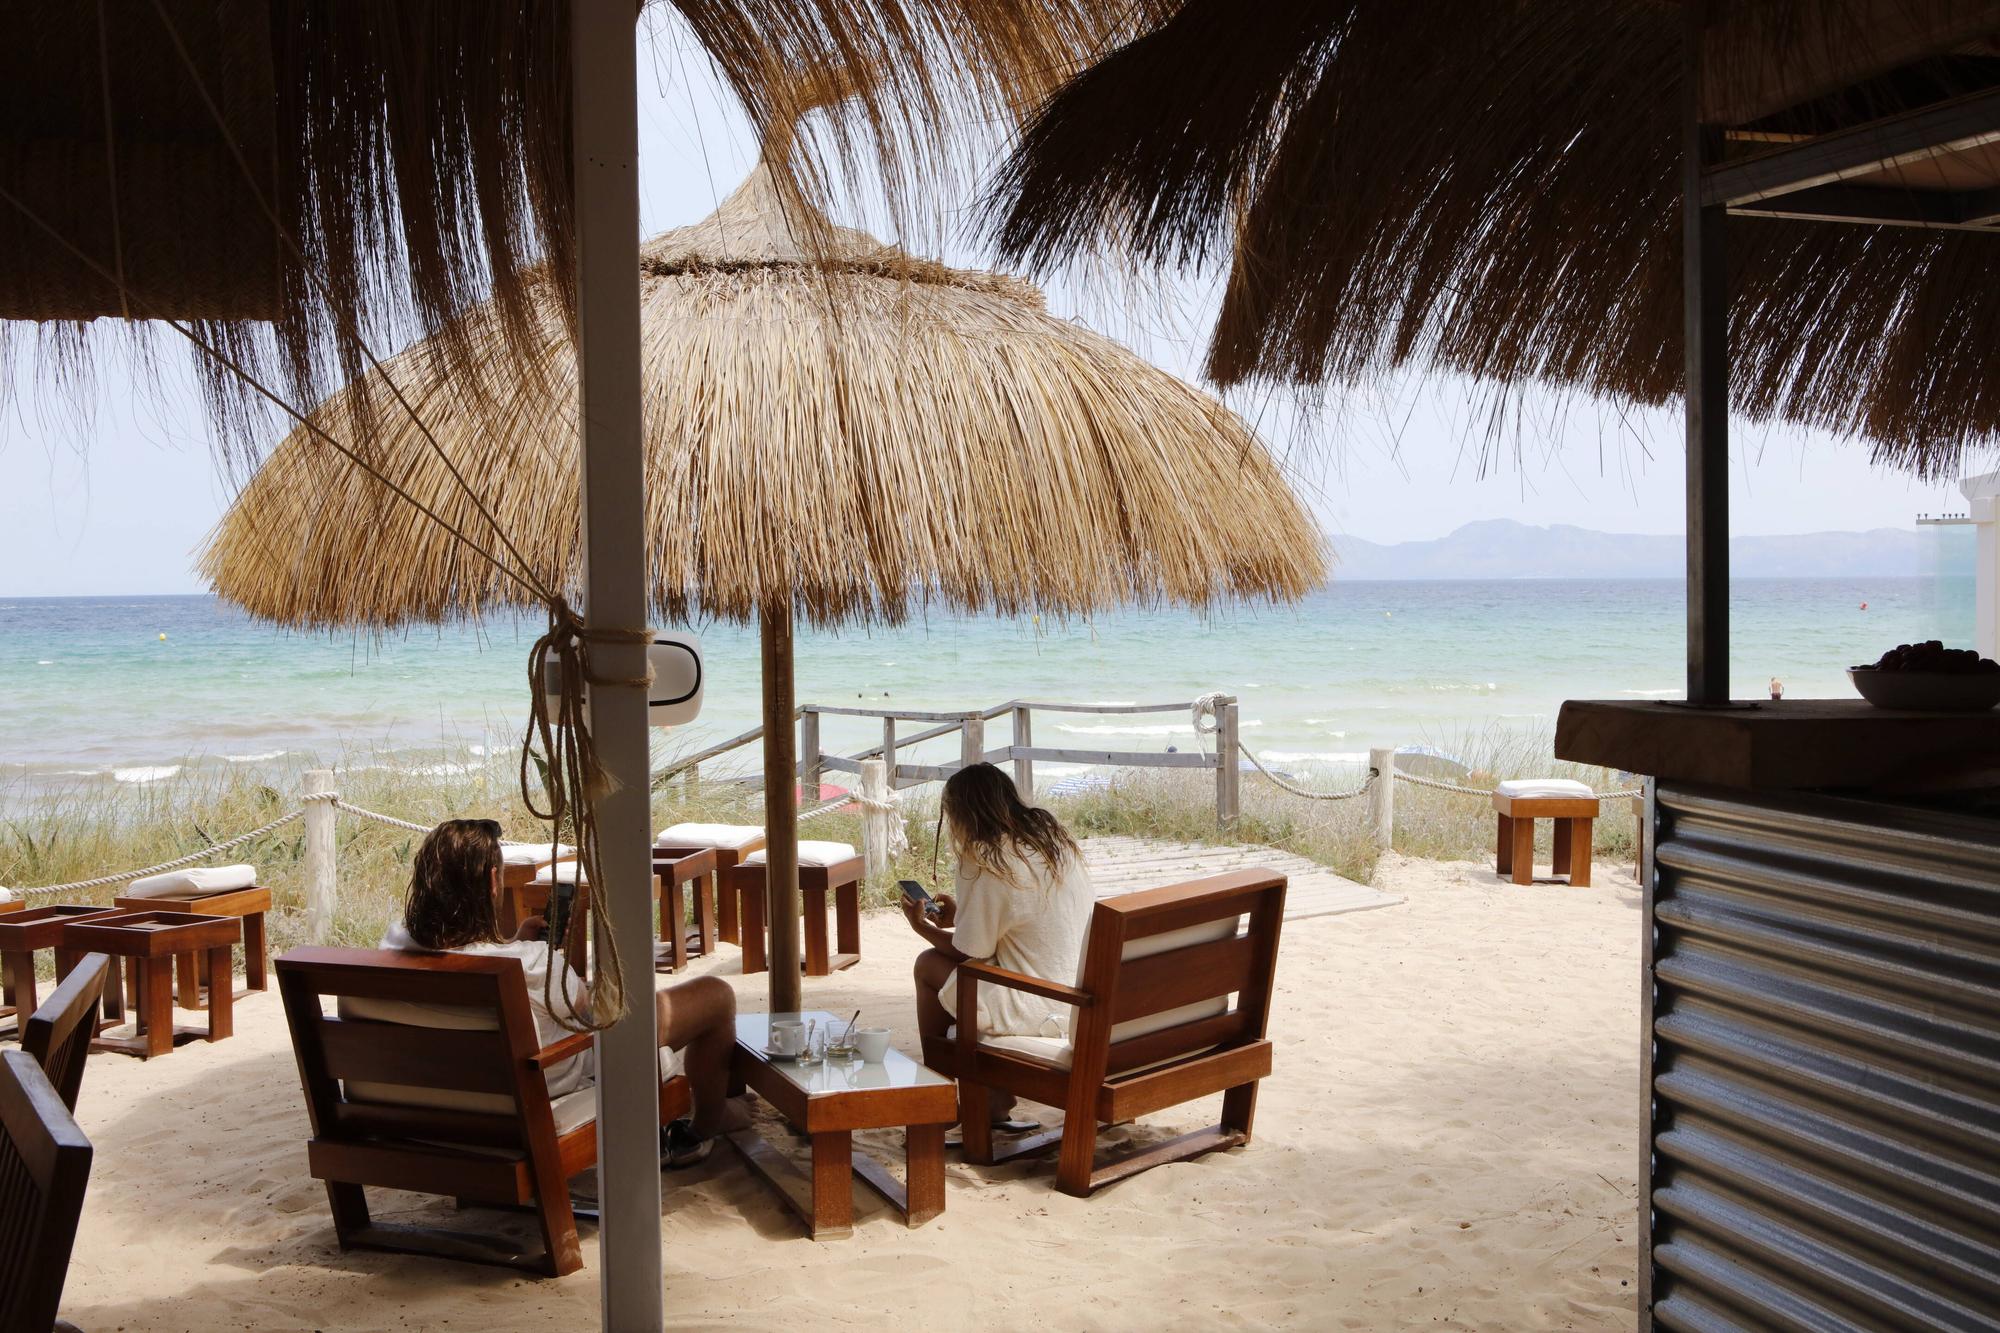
[{"x1": 1330, "y1": 519, "x2": 1932, "y2": 580}]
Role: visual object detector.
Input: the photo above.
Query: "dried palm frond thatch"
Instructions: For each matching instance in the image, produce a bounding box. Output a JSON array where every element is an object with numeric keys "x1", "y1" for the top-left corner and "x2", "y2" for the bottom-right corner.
[
  {"x1": 990, "y1": 0, "x2": 2000, "y2": 478},
  {"x1": 0, "y1": 0, "x2": 1146, "y2": 456},
  {"x1": 199, "y1": 164, "x2": 1324, "y2": 630}
]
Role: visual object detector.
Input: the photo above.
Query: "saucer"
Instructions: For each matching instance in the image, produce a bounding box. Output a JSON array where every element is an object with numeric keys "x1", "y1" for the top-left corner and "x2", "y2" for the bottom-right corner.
[{"x1": 763, "y1": 1044, "x2": 804, "y2": 1061}]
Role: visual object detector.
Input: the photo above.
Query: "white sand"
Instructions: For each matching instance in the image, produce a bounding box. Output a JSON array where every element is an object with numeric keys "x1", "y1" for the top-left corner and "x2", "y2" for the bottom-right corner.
[{"x1": 58, "y1": 852, "x2": 1641, "y2": 1330}]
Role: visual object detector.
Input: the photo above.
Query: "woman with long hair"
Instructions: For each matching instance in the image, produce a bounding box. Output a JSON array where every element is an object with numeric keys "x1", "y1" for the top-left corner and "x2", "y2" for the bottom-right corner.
[
  {"x1": 386, "y1": 819, "x2": 744, "y2": 1166},
  {"x1": 904, "y1": 764, "x2": 1094, "y2": 1120}
]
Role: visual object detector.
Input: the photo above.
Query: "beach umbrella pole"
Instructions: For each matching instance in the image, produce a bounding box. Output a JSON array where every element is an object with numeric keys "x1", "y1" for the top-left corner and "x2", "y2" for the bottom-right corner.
[{"x1": 762, "y1": 607, "x2": 804, "y2": 1014}]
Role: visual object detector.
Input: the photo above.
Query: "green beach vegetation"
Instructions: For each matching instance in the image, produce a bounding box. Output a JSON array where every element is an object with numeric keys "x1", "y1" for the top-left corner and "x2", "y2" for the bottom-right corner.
[{"x1": 0, "y1": 734, "x2": 1633, "y2": 974}]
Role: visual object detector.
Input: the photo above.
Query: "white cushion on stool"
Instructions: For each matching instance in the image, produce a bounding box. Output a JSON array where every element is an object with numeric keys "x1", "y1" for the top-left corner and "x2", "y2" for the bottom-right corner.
[
  {"x1": 1494, "y1": 778, "x2": 1595, "y2": 801},
  {"x1": 742, "y1": 841, "x2": 857, "y2": 868},
  {"x1": 531, "y1": 859, "x2": 586, "y2": 885},
  {"x1": 502, "y1": 841, "x2": 573, "y2": 866},
  {"x1": 656, "y1": 823, "x2": 764, "y2": 850},
  {"x1": 125, "y1": 864, "x2": 257, "y2": 898}
]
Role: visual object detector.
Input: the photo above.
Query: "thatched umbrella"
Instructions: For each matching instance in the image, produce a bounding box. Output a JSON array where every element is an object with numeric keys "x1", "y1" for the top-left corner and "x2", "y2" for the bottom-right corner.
[
  {"x1": 202, "y1": 161, "x2": 1326, "y2": 1010},
  {"x1": 988, "y1": 0, "x2": 2000, "y2": 480}
]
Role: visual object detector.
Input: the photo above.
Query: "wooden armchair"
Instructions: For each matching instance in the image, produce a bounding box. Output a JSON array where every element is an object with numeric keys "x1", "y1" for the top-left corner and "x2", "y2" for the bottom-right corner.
[
  {"x1": 924, "y1": 869, "x2": 1286, "y2": 1198},
  {"x1": 0, "y1": 1048, "x2": 93, "y2": 1333},
  {"x1": 275, "y1": 947, "x2": 692, "y2": 1277},
  {"x1": 22, "y1": 953, "x2": 109, "y2": 1112}
]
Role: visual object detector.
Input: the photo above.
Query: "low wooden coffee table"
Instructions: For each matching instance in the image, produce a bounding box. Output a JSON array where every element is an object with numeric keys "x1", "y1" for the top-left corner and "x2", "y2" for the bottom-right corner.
[
  {"x1": 0, "y1": 904, "x2": 117, "y2": 1039},
  {"x1": 63, "y1": 910, "x2": 241, "y2": 1058},
  {"x1": 112, "y1": 884, "x2": 270, "y2": 1008},
  {"x1": 727, "y1": 1011, "x2": 957, "y2": 1240}
]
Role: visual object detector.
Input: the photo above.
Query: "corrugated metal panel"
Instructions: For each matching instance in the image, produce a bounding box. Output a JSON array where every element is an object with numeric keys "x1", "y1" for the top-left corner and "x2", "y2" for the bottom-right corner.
[{"x1": 1645, "y1": 784, "x2": 2000, "y2": 1333}]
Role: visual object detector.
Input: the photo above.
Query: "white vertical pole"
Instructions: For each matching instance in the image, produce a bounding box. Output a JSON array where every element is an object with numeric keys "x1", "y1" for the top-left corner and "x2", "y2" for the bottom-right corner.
[
  {"x1": 571, "y1": 5, "x2": 661, "y2": 1328},
  {"x1": 302, "y1": 769, "x2": 337, "y2": 943},
  {"x1": 1215, "y1": 697, "x2": 1241, "y2": 831},
  {"x1": 861, "y1": 758, "x2": 892, "y2": 892},
  {"x1": 1367, "y1": 748, "x2": 1395, "y2": 849},
  {"x1": 1011, "y1": 705, "x2": 1034, "y2": 798}
]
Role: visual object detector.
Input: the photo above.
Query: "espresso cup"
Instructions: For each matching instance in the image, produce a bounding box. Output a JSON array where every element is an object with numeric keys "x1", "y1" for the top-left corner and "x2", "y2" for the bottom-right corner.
[
  {"x1": 854, "y1": 1027, "x2": 891, "y2": 1063},
  {"x1": 769, "y1": 1020, "x2": 806, "y2": 1056}
]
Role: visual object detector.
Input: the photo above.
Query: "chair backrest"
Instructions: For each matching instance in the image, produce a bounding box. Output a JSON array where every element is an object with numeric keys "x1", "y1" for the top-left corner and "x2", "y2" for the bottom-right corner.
[
  {"x1": 0, "y1": 1049, "x2": 93, "y2": 1333},
  {"x1": 1070, "y1": 870, "x2": 1286, "y2": 1078},
  {"x1": 23, "y1": 954, "x2": 109, "y2": 1113},
  {"x1": 276, "y1": 948, "x2": 555, "y2": 1151}
]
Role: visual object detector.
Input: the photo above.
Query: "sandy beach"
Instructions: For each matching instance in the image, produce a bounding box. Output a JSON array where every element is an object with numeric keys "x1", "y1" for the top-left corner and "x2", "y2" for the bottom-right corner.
[{"x1": 56, "y1": 849, "x2": 1642, "y2": 1331}]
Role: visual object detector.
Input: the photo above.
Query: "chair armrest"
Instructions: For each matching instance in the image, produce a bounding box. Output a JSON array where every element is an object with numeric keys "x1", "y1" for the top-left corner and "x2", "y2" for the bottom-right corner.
[
  {"x1": 956, "y1": 959, "x2": 1092, "y2": 1008},
  {"x1": 530, "y1": 1032, "x2": 594, "y2": 1069}
]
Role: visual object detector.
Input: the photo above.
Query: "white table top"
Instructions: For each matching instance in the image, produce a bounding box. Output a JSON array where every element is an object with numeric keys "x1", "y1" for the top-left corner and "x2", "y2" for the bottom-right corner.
[{"x1": 736, "y1": 1011, "x2": 951, "y2": 1096}]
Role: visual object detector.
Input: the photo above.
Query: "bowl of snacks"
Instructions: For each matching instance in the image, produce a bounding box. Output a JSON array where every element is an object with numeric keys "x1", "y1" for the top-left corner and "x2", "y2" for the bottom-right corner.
[{"x1": 1848, "y1": 641, "x2": 2000, "y2": 712}]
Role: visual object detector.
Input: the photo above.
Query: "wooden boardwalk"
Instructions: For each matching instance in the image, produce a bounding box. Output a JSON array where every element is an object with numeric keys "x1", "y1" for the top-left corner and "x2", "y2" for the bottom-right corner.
[{"x1": 1078, "y1": 835, "x2": 1402, "y2": 921}]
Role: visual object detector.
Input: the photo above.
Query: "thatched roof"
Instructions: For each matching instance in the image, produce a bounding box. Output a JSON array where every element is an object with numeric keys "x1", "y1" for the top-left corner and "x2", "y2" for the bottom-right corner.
[
  {"x1": 199, "y1": 164, "x2": 1324, "y2": 628},
  {"x1": 0, "y1": 0, "x2": 1146, "y2": 445},
  {"x1": 990, "y1": 0, "x2": 2000, "y2": 479}
]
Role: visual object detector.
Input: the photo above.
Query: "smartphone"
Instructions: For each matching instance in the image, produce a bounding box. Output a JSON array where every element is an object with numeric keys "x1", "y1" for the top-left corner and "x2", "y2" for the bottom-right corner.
[
  {"x1": 899, "y1": 879, "x2": 942, "y2": 918},
  {"x1": 547, "y1": 878, "x2": 577, "y2": 949}
]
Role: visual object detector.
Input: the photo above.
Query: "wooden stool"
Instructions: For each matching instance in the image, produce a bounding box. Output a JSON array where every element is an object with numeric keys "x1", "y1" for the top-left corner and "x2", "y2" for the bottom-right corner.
[
  {"x1": 654, "y1": 825, "x2": 765, "y2": 946},
  {"x1": 113, "y1": 885, "x2": 270, "y2": 1009},
  {"x1": 731, "y1": 844, "x2": 863, "y2": 976},
  {"x1": 1492, "y1": 780, "x2": 1600, "y2": 887},
  {"x1": 498, "y1": 843, "x2": 574, "y2": 935},
  {"x1": 519, "y1": 863, "x2": 595, "y2": 967},
  {"x1": 653, "y1": 846, "x2": 719, "y2": 973},
  {"x1": 0, "y1": 904, "x2": 118, "y2": 1040},
  {"x1": 62, "y1": 910, "x2": 241, "y2": 1058}
]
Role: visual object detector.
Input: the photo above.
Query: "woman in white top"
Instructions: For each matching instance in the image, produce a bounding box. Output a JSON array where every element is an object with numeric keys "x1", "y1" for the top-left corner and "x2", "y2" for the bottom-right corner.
[
  {"x1": 385, "y1": 819, "x2": 742, "y2": 1165},
  {"x1": 904, "y1": 764, "x2": 1094, "y2": 1123}
]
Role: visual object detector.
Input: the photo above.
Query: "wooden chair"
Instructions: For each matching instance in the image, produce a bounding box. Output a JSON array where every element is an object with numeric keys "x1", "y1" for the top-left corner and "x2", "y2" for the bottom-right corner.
[
  {"x1": 923, "y1": 869, "x2": 1286, "y2": 1198},
  {"x1": 275, "y1": 947, "x2": 692, "y2": 1277},
  {"x1": 22, "y1": 954, "x2": 109, "y2": 1113},
  {"x1": 0, "y1": 1048, "x2": 93, "y2": 1333}
]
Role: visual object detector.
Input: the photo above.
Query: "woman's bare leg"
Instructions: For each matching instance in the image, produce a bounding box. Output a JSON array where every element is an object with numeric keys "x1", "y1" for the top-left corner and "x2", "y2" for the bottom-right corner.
[
  {"x1": 913, "y1": 949, "x2": 1017, "y2": 1122},
  {"x1": 656, "y1": 975, "x2": 746, "y2": 1137},
  {"x1": 913, "y1": 948, "x2": 955, "y2": 1043}
]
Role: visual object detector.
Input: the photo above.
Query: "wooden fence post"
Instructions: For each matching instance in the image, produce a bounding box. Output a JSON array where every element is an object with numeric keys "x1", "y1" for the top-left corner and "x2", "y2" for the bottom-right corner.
[
  {"x1": 302, "y1": 768, "x2": 337, "y2": 943},
  {"x1": 800, "y1": 707, "x2": 822, "y2": 799},
  {"x1": 1368, "y1": 747, "x2": 1395, "y2": 848},
  {"x1": 1215, "y1": 698, "x2": 1241, "y2": 831},
  {"x1": 882, "y1": 717, "x2": 898, "y2": 789},
  {"x1": 1012, "y1": 705, "x2": 1034, "y2": 798},
  {"x1": 960, "y1": 714, "x2": 985, "y2": 773},
  {"x1": 861, "y1": 758, "x2": 892, "y2": 891}
]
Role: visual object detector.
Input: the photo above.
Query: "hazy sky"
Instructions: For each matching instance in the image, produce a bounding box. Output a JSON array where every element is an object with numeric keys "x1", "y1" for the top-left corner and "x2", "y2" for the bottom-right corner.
[{"x1": 0, "y1": 19, "x2": 1980, "y2": 598}]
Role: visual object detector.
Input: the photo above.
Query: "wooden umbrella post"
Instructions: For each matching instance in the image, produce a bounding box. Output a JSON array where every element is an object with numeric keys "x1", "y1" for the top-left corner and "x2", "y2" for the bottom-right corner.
[{"x1": 761, "y1": 608, "x2": 803, "y2": 1015}]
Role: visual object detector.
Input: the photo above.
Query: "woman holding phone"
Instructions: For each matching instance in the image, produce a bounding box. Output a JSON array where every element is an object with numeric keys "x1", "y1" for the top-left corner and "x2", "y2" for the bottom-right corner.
[
  {"x1": 382, "y1": 819, "x2": 745, "y2": 1166},
  {"x1": 904, "y1": 763, "x2": 1095, "y2": 1123}
]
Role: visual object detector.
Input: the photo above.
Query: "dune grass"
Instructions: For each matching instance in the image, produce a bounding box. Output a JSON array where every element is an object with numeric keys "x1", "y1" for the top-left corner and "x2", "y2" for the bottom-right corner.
[{"x1": 0, "y1": 730, "x2": 1632, "y2": 976}]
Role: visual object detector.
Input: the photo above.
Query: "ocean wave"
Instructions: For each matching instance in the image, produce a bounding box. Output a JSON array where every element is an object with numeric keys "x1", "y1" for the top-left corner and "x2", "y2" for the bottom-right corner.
[
  {"x1": 225, "y1": 751, "x2": 287, "y2": 763},
  {"x1": 1055, "y1": 720, "x2": 1262, "y2": 737},
  {"x1": 1619, "y1": 688, "x2": 1681, "y2": 698},
  {"x1": 409, "y1": 762, "x2": 477, "y2": 777},
  {"x1": 1259, "y1": 750, "x2": 1368, "y2": 765},
  {"x1": 114, "y1": 765, "x2": 182, "y2": 783}
]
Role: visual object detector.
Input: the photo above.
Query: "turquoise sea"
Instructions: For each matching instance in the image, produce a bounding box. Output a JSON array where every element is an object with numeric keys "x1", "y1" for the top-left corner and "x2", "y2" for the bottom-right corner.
[{"x1": 0, "y1": 579, "x2": 1975, "y2": 796}]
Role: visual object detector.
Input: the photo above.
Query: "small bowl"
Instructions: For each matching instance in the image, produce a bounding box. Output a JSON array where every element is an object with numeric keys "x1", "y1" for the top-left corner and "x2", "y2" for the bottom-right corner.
[{"x1": 1848, "y1": 667, "x2": 2000, "y2": 712}]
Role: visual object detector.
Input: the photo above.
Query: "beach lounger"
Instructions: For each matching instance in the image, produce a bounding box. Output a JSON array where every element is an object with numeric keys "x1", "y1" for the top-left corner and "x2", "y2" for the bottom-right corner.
[
  {"x1": 924, "y1": 869, "x2": 1285, "y2": 1197},
  {"x1": 21, "y1": 954, "x2": 109, "y2": 1113},
  {"x1": 275, "y1": 947, "x2": 692, "y2": 1277},
  {"x1": 0, "y1": 1048, "x2": 93, "y2": 1333}
]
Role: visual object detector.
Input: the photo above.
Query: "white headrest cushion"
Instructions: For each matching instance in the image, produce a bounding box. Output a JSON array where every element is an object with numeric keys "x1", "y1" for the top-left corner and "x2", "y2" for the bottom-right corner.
[
  {"x1": 125, "y1": 864, "x2": 257, "y2": 899},
  {"x1": 743, "y1": 841, "x2": 857, "y2": 868}
]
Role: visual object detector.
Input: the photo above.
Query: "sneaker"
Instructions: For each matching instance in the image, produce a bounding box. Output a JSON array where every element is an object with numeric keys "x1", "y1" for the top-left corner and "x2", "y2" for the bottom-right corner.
[{"x1": 661, "y1": 1118, "x2": 712, "y2": 1170}]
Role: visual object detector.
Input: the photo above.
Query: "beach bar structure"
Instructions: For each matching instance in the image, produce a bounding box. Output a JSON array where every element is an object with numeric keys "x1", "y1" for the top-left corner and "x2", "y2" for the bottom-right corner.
[
  {"x1": 990, "y1": 2, "x2": 2000, "y2": 1327},
  {"x1": 1556, "y1": 10, "x2": 2000, "y2": 1329}
]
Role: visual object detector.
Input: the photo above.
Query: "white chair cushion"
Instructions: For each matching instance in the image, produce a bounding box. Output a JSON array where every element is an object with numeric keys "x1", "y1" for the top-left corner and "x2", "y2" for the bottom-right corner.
[
  {"x1": 0, "y1": 887, "x2": 17, "y2": 903},
  {"x1": 947, "y1": 1025, "x2": 1073, "y2": 1068},
  {"x1": 125, "y1": 864, "x2": 257, "y2": 899},
  {"x1": 1494, "y1": 778, "x2": 1595, "y2": 800},
  {"x1": 742, "y1": 841, "x2": 856, "y2": 868},
  {"x1": 657, "y1": 823, "x2": 764, "y2": 850},
  {"x1": 502, "y1": 841, "x2": 574, "y2": 866},
  {"x1": 531, "y1": 859, "x2": 586, "y2": 885}
]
